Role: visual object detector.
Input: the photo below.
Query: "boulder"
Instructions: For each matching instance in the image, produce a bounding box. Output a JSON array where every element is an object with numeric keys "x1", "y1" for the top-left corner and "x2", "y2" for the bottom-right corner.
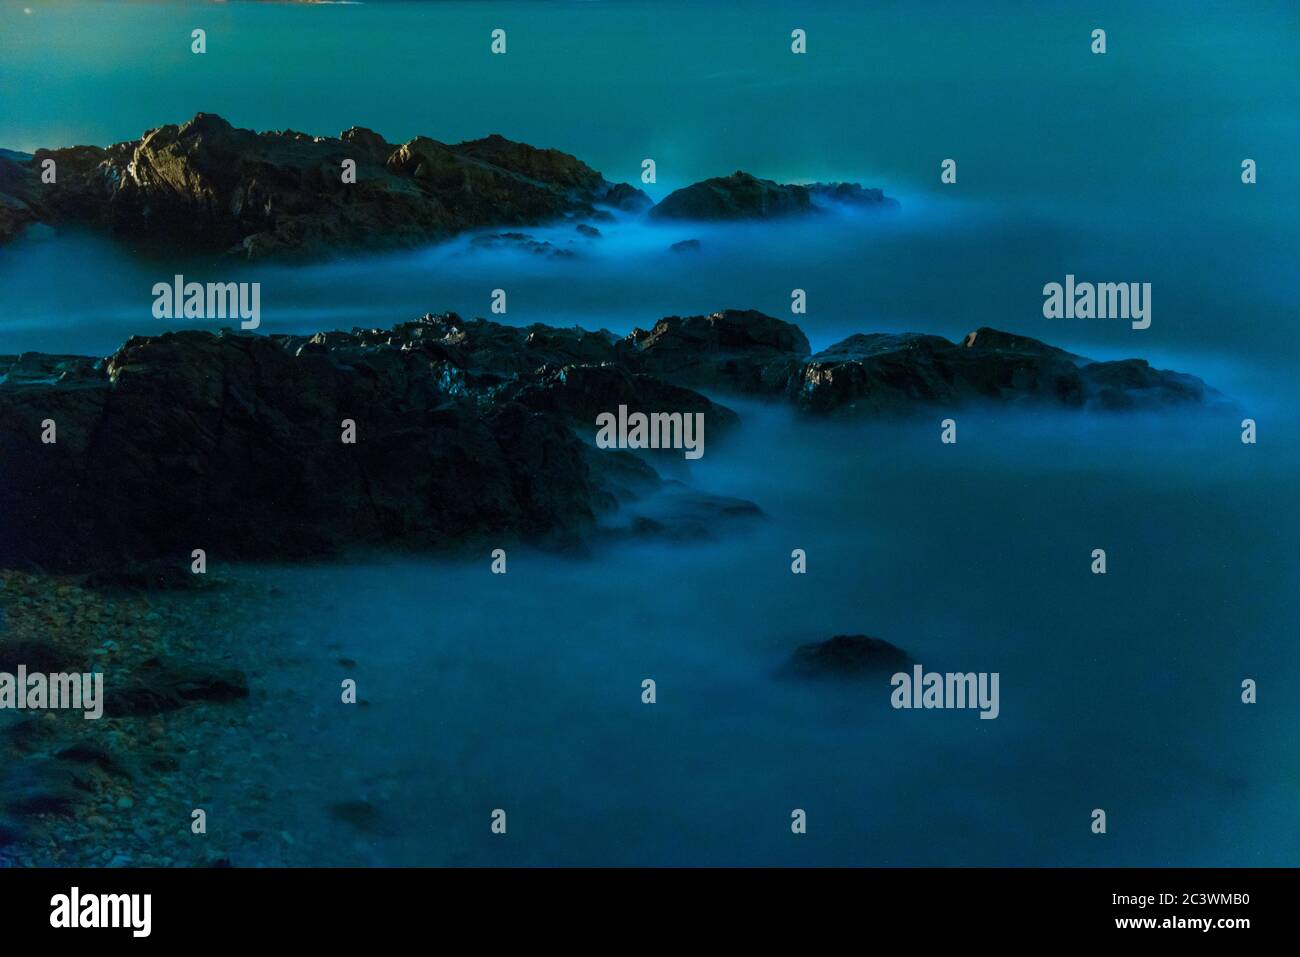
[
  {"x1": 649, "y1": 171, "x2": 896, "y2": 220},
  {"x1": 784, "y1": 634, "x2": 912, "y2": 678},
  {"x1": 617, "y1": 309, "x2": 810, "y2": 394},
  {"x1": 0, "y1": 310, "x2": 1214, "y2": 572},
  {"x1": 789, "y1": 325, "x2": 1210, "y2": 415}
]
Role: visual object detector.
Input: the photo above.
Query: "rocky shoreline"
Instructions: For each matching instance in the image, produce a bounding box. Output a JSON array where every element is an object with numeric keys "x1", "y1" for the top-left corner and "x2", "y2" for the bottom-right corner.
[
  {"x1": 0, "y1": 308, "x2": 1215, "y2": 572},
  {"x1": 0, "y1": 304, "x2": 1219, "y2": 867},
  {"x1": 0, "y1": 569, "x2": 255, "y2": 866},
  {"x1": 0, "y1": 309, "x2": 1212, "y2": 573},
  {"x1": 0, "y1": 113, "x2": 894, "y2": 259}
]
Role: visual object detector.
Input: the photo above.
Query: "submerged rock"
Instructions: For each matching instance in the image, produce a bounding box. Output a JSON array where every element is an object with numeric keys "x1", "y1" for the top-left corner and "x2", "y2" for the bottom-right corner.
[
  {"x1": 0, "y1": 113, "x2": 650, "y2": 259},
  {"x1": 328, "y1": 799, "x2": 386, "y2": 835},
  {"x1": 783, "y1": 634, "x2": 912, "y2": 678}
]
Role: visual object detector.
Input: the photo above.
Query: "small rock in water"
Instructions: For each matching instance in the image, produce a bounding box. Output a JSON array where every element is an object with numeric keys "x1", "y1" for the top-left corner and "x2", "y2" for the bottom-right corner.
[
  {"x1": 783, "y1": 634, "x2": 912, "y2": 678},
  {"x1": 328, "y1": 799, "x2": 384, "y2": 835}
]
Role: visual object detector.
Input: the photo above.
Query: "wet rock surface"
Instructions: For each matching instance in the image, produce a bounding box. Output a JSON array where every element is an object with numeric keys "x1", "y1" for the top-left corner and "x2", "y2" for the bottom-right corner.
[
  {"x1": 788, "y1": 325, "x2": 1212, "y2": 415},
  {"x1": 0, "y1": 310, "x2": 1212, "y2": 572}
]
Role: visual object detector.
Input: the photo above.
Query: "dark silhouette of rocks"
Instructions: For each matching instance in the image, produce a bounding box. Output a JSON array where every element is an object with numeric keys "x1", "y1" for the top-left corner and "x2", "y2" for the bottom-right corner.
[
  {"x1": 784, "y1": 634, "x2": 913, "y2": 678},
  {"x1": 789, "y1": 324, "x2": 1210, "y2": 415},
  {"x1": 0, "y1": 113, "x2": 650, "y2": 259},
  {"x1": 649, "y1": 171, "x2": 896, "y2": 221},
  {"x1": 0, "y1": 310, "x2": 1211, "y2": 571},
  {"x1": 0, "y1": 116, "x2": 899, "y2": 256}
]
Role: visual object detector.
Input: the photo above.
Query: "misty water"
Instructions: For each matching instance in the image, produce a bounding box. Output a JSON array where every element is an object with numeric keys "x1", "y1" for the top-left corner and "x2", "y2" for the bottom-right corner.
[
  {"x1": 1, "y1": 0, "x2": 1296, "y2": 865},
  {"x1": 191, "y1": 404, "x2": 1296, "y2": 866}
]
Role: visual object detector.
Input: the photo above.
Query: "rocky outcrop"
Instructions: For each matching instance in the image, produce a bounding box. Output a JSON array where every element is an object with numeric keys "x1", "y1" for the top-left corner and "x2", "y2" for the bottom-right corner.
[
  {"x1": 0, "y1": 117, "x2": 900, "y2": 254},
  {"x1": 783, "y1": 635, "x2": 912, "y2": 677},
  {"x1": 616, "y1": 309, "x2": 811, "y2": 394},
  {"x1": 0, "y1": 149, "x2": 39, "y2": 243},
  {"x1": 648, "y1": 171, "x2": 896, "y2": 221},
  {"x1": 0, "y1": 309, "x2": 1212, "y2": 572},
  {"x1": 0, "y1": 114, "x2": 650, "y2": 259},
  {"x1": 789, "y1": 325, "x2": 1210, "y2": 415},
  {"x1": 0, "y1": 313, "x2": 736, "y2": 571}
]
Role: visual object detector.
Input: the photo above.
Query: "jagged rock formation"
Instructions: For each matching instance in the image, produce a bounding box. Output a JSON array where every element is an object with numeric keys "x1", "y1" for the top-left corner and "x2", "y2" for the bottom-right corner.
[
  {"x1": 783, "y1": 635, "x2": 913, "y2": 678},
  {"x1": 0, "y1": 114, "x2": 650, "y2": 259},
  {"x1": 0, "y1": 310, "x2": 1211, "y2": 571},
  {"x1": 0, "y1": 116, "x2": 896, "y2": 257}
]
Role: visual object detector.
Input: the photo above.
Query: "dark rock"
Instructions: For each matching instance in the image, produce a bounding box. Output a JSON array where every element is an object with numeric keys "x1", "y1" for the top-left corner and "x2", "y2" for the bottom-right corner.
[
  {"x1": 0, "y1": 353, "x2": 101, "y2": 387},
  {"x1": 106, "y1": 658, "x2": 250, "y2": 717},
  {"x1": 575, "y1": 223, "x2": 601, "y2": 238},
  {"x1": 0, "y1": 758, "x2": 87, "y2": 818},
  {"x1": 1081, "y1": 359, "x2": 1207, "y2": 409},
  {"x1": 790, "y1": 325, "x2": 1211, "y2": 415},
  {"x1": 0, "y1": 638, "x2": 81, "y2": 674},
  {"x1": 328, "y1": 799, "x2": 385, "y2": 834},
  {"x1": 600, "y1": 181, "x2": 654, "y2": 213},
  {"x1": 669, "y1": 238, "x2": 701, "y2": 253},
  {"x1": 55, "y1": 743, "x2": 134, "y2": 778},
  {"x1": 0, "y1": 310, "x2": 1213, "y2": 572},
  {"x1": 784, "y1": 634, "x2": 912, "y2": 678},
  {"x1": 650, "y1": 171, "x2": 811, "y2": 220},
  {"x1": 469, "y1": 231, "x2": 578, "y2": 258},
  {"x1": 503, "y1": 363, "x2": 740, "y2": 436},
  {"x1": 0, "y1": 316, "x2": 635, "y2": 570},
  {"x1": 617, "y1": 309, "x2": 810, "y2": 394},
  {"x1": 81, "y1": 559, "x2": 203, "y2": 592},
  {"x1": 1, "y1": 114, "x2": 647, "y2": 260},
  {"x1": 2, "y1": 717, "x2": 57, "y2": 753},
  {"x1": 649, "y1": 171, "x2": 896, "y2": 221},
  {"x1": 598, "y1": 484, "x2": 764, "y2": 543},
  {"x1": 807, "y1": 182, "x2": 897, "y2": 208}
]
